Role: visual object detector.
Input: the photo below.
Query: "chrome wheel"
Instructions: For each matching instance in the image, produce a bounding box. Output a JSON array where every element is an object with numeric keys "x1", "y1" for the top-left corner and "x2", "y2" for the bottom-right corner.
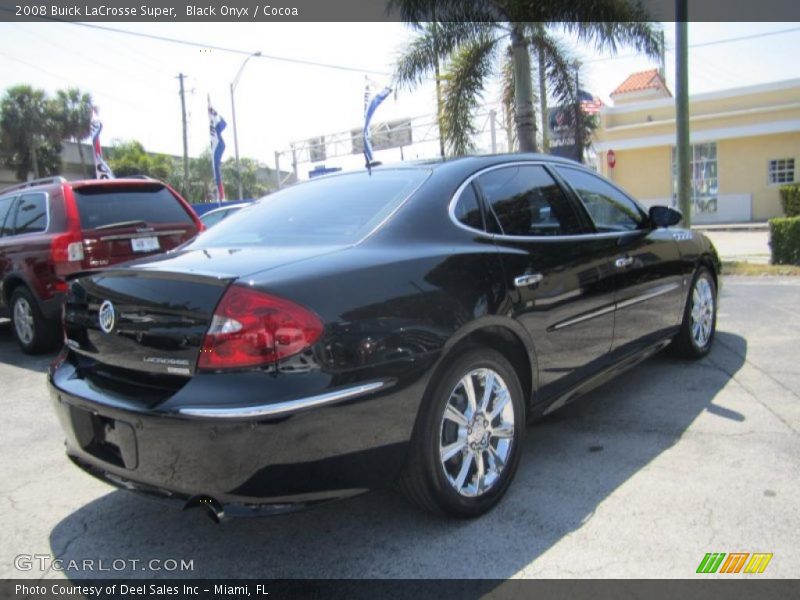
[
  {"x1": 13, "y1": 296, "x2": 35, "y2": 345},
  {"x1": 690, "y1": 276, "x2": 715, "y2": 348},
  {"x1": 439, "y1": 368, "x2": 515, "y2": 498}
]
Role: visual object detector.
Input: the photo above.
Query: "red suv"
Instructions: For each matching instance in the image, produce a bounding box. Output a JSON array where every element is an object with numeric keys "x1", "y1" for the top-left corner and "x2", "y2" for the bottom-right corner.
[{"x1": 0, "y1": 176, "x2": 203, "y2": 353}]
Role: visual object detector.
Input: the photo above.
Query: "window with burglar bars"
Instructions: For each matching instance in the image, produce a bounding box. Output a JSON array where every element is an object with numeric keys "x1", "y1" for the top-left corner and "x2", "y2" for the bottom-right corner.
[
  {"x1": 672, "y1": 142, "x2": 718, "y2": 215},
  {"x1": 768, "y1": 159, "x2": 795, "y2": 185}
]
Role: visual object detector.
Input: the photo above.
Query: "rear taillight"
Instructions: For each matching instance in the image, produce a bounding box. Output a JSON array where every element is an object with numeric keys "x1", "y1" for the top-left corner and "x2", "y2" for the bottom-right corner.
[
  {"x1": 51, "y1": 232, "x2": 84, "y2": 277},
  {"x1": 197, "y1": 285, "x2": 323, "y2": 371},
  {"x1": 52, "y1": 234, "x2": 84, "y2": 262},
  {"x1": 52, "y1": 188, "x2": 84, "y2": 275}
]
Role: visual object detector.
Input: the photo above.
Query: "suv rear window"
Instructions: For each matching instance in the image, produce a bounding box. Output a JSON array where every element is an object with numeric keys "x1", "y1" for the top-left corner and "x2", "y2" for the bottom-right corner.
[{"x1": 73, "y1": 185, "x2": 193, "y2": 229}]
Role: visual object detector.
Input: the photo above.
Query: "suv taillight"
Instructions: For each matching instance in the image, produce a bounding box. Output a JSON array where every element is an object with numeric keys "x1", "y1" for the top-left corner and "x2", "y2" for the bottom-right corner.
[
  {"x1": 197, "y1": 285, "x2": 323, "y2": 371},
  {"x1": 51, "y1": 232, "x2": 84, "y2": 281},
  {"x1": 52, "y1": 233, "x2": 84, "y2": 263},
  {"x1": 52, "y1": 186, "x2": 84, "y2": 276}
]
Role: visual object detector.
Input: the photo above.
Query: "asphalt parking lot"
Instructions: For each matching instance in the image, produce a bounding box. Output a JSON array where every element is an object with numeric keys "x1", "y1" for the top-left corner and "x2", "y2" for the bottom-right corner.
[{"x1": 1, "y1": 276, "x2": 798, "y2": 579}]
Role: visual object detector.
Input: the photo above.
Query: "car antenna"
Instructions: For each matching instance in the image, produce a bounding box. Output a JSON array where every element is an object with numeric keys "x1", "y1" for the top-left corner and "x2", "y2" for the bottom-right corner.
[{"x1": 364, "y1": 157, "x2": 382, "y2": 175}]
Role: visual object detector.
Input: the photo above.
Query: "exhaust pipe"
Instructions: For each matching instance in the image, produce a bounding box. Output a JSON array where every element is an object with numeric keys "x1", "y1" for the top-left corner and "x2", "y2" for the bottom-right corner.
[{"x1": 183, "y1": 495, "x2": 226, "y2": 524}]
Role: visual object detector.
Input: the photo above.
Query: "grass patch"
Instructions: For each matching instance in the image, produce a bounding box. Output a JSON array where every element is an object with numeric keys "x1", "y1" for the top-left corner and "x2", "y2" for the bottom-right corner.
[{"x1": 722, "y1": 261, "x2": 800, "y2": 276}]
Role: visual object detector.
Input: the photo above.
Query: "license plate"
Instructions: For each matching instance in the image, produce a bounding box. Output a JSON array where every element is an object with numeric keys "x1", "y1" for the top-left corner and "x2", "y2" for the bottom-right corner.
[{"x1": 131, "y1": 236, "x2": 160, "y2": 253}]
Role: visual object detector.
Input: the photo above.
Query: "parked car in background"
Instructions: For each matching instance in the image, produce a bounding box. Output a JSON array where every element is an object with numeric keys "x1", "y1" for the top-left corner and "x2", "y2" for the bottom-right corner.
[
  {"x1": 0, "y1": 176, "x2": 203, "y2": 353},
  {"x1": 199, "y1": 202, "x2": 251, "y2": 228},
  {"x1": 50, "y1": 155, "x2": 720, "y2": 520}
]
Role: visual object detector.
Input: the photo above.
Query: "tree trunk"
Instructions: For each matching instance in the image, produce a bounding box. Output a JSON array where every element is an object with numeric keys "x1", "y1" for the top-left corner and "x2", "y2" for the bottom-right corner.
[
  {"x1": 29, "y1": 134, "x2": 39, "y2": 179},
  {"x1": 511, "y1": 25, "x2": 537, "y2": 153},
  {"x1": 538, "y1": 50, "x2": 549, "y2": 153},
  {"x1": 77, "y1": 141, "x2": 89, "y2": 178}
]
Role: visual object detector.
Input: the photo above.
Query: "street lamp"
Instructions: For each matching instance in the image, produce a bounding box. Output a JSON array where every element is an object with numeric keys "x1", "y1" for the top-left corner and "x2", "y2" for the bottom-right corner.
[{"x1": 230, "y1": 51, "x2": 261, "y2": 201}]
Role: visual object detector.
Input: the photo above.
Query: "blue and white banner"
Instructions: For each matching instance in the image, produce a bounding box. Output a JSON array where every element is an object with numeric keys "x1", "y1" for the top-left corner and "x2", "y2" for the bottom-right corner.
[
  {"x1": 208, "y1": 98, "x2": 227, "y2": 201},
  {"x1": 363, "y1": 78, "x2": 392, "y2": 165},
  {"x1": 90, "y1": 109, "x2": 114, "y2": 179}
]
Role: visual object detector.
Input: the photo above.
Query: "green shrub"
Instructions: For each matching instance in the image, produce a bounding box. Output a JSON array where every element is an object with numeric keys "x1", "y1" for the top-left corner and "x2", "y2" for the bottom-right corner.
[
  {"x1": 769, "y1": 216, "x2": 800, "y2": 265},
  {"x1": 780, "y1": 184, "x2": 800, "y2": 217}
]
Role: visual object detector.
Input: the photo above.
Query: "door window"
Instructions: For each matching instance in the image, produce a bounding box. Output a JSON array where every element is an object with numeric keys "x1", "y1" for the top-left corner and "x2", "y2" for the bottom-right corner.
[
  {"x1": 14, "y1": 193, "x2": 47, "y2": 235},
  {"x1": 557, "y1": 167, "x2": 645, "y2": 232},
  {"x1": 477, "y1": 165, "x2": 583, "y2": 236},
  {"x1": 0, "y1": 196, "x2": 16, "y2": 237}
]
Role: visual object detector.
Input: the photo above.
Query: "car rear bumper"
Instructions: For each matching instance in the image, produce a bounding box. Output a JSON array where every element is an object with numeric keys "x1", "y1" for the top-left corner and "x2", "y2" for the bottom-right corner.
[{"x1": 48, "y1": 354, "x2": 434, "y2": 511}]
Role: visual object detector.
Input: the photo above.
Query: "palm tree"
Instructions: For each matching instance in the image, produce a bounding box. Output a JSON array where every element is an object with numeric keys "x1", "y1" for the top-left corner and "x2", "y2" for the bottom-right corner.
[
  {"x1": 54, "y1": 88, "x2": 94, "y2": 178},
  {"x1": 0, "y1": 85, "x2": 62, "y2": 179},
  {"x1": 392, "y1": 0, "x2": 662, "y2": 156}
]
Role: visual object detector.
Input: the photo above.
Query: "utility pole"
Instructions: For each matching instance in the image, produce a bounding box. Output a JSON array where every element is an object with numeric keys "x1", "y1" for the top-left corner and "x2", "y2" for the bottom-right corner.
[
  {"x1": 573, "y1": 60, "x2": 583, "y2": 163},
  {"x1": 676, "y1": 4, "x2": 692, "y2": 226},
  {"x1": 177, "y1": 73, "x2": 189, "y2": 197}
]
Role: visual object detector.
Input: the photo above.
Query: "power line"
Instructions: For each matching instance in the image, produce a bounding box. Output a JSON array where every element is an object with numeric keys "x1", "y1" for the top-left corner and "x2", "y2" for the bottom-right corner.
[
  {"x1": 583, "y1": 25, "x2": 800, "y2": 64},
  {"x1": 68, "y1": 22, "x2": 393, "y2": 76}
]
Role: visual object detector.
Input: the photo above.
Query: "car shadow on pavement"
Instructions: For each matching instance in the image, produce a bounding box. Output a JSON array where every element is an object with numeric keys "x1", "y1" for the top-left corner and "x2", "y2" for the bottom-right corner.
[
  {"x1": 49, "y1": 331, "x2": 747, "y2": 580},
  {"x1": 0, "y1": 320, "x2": 60, "y2": 373}
]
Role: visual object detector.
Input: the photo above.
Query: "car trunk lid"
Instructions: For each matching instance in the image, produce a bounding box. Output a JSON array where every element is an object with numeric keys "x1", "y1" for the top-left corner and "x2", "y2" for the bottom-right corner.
[{"x1": 64, "y1": 270, "x2": 231, "y2": 378}]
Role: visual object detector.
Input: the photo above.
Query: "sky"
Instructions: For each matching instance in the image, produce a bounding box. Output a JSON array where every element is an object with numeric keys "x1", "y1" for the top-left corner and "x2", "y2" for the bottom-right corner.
[{"x1": 0, "y1": 21, "x2": 798, "y2": 177}]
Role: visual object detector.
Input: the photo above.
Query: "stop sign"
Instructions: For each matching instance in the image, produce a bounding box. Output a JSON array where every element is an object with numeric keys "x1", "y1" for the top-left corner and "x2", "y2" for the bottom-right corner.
[{"x1": 607, "y1": 149, "x2": 617, "y2": 169}]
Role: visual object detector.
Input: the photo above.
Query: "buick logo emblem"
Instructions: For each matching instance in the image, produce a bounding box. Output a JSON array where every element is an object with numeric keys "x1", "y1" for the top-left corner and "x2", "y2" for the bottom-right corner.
[{"x1": 98, "y1": 300, "x2": 116, "y2": 334}]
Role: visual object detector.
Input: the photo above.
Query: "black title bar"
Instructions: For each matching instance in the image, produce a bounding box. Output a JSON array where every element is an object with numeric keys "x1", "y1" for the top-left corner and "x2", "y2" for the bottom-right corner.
[{"x1": 0, "y1": 0, "x2": 799, "y2": 22}]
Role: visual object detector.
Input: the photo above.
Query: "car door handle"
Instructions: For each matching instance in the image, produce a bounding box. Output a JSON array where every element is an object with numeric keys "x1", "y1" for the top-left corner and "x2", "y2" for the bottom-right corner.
[
  {"x1": 514, "y1": 273, "x2": 544, "y2": 287},
  {"x1": 614, "y1": 256, "x2": 634, "y2": 268}
]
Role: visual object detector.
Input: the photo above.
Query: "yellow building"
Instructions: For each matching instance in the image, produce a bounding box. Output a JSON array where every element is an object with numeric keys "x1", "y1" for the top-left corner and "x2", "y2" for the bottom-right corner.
[{"x1": 594, "y1": 70, "x2": 800, "y2": 223}]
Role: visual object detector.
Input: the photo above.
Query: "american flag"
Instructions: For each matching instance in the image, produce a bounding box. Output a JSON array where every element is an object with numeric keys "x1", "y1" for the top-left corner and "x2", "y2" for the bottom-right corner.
[
  {"x1": 208, "y1": 97, "x2": 227, "y2": 202},
  {"x1": 580, "y1": 91, "x2": 604, "y2": 115},
  {"x1": 90, "y1": 108, "x2": 114, "y2": 179}
]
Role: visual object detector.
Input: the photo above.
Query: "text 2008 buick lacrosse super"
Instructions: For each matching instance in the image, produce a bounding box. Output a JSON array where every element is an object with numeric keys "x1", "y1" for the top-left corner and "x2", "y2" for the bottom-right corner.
[{"x1": 49, "y1": 154, "x2": 720, "y2": 520}]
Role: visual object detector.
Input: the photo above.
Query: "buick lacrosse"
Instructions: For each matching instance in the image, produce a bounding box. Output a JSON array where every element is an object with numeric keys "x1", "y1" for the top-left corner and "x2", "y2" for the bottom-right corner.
[{"x1": 49, "y1": 154, "x2": 720, "y2": 519}]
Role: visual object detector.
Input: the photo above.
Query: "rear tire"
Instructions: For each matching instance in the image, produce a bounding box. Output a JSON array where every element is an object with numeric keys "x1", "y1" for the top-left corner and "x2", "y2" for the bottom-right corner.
[
  {"x1": 669, "y1": 266, "x2": 717, "y2": 360},
  {"x1": 400, "y1": 348, "x2": 525, "y2": 518},
  {"x1": 10, "y1": 287, "x2": 60, "y2": 354}
]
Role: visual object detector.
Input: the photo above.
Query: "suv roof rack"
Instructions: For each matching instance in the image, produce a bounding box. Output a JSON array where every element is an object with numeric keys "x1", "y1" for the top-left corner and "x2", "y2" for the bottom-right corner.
[{"x1": 0, "y1": 176, "x2": 68, "y2": 195}]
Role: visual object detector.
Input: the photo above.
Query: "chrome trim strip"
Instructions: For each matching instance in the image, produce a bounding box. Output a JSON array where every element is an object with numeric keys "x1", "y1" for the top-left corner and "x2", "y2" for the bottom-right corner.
[
  {"x1": 551, "y1": 304, "x2": 617, "y2": 331},
  {"x1": 616, "y1": 282, "x2": 681, "y2": 310},
  {"x1": 551, "y1": 281, "x2": 682, "y2": 331},
  {"x1": 177, "y1": 381, "x2": 386, "y2": 419},
  {"x1": 98, "y1": 229, "x2": 187, "y2": 241},
  {"x1": 447, "y1": 161, "x2": 641, "y2": 241}
]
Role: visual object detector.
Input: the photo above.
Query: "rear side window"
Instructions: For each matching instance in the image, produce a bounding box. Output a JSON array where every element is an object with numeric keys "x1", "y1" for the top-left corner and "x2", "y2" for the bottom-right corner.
[
  {"x1": 477, "y1": 165, "x2": 583, "y2": 236},
  {"x1": 193, "y1": 169, "x2": 430, "y2": 248},
  {"x1": 0, "y1": 196, "x2": 16, "y2": 236},
  {"x1": 453, "y1": 184, "x2": 484, "y2": 231},
  {"x1": 73, "y1": 185, "x2": 193, "y2": 229},
  {"x1": 556, "y1": 167, "x2": 645, "y2": 232},
  {"x1": 14, "y1": 193, "x2": 47, "y2": 234}
]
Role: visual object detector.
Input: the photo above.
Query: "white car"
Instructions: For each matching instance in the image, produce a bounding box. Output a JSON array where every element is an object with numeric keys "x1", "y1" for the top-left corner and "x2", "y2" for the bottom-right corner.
[{"x1": 199, "y1": 203, "x2": 251, "y2": 228}]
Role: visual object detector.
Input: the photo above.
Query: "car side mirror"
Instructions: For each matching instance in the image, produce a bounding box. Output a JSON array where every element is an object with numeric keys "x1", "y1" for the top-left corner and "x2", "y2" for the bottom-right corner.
[{"x1": 649, "y1": 205, "x2": 683, "y2": 228}]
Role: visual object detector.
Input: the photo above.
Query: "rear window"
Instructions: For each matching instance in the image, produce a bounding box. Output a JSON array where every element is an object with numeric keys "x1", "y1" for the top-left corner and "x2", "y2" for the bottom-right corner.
[
  {"x1": 73, "y1": 185, "x2": 193, "y2": 229},
  {"x1": 191, "y1": 169, "x2": 430, "y2": 248}
]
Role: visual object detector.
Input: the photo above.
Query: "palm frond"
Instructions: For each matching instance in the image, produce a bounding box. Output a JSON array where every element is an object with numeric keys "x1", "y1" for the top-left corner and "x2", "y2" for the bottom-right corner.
[
  {"x1": 440, "y1": 36, "x2": 500, "y2": 156},
  {"x1": 535, "y1": 32, "x2": 577, "y2": 111},
  {"x1": 388, "y1": 0, "x2": 507, "y2": 23},
  {"x1": 393, "y1": 22, "x2": 498, "y2": 89},
  {"x1": 549, "y1": 0, "x2": 662, "y2": 58}
]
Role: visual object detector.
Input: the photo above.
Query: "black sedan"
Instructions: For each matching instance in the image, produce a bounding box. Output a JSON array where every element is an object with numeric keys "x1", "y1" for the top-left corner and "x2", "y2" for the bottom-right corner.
[{"x1": 49, "y1": 154, "x2": 720, "y2": 520}]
